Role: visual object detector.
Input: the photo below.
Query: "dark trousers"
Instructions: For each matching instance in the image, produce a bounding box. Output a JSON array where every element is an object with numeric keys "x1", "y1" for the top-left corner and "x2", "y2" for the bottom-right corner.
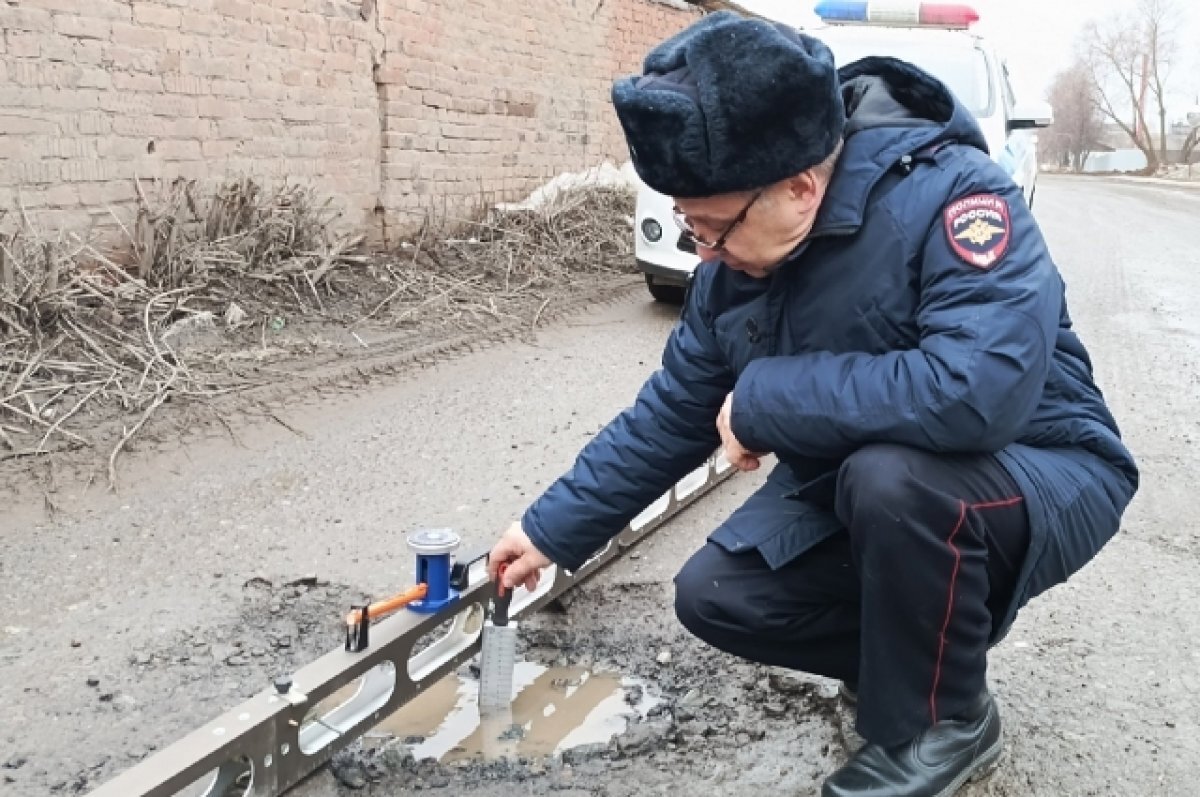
[{"x1": 673, "y1": 444, "x2": 1030, "y2": 747}]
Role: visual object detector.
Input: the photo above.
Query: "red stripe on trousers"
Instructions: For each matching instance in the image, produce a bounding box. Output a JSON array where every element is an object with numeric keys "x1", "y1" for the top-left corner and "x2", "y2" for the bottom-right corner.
[{"x1": 929, "y1": 496, "x2": 1024, "y2": 723}]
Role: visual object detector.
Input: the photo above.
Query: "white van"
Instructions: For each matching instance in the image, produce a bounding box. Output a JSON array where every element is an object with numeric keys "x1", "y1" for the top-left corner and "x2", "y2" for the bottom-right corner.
[{"x1": 635, "y1": 2, "x2": 1053, "y2": 302}]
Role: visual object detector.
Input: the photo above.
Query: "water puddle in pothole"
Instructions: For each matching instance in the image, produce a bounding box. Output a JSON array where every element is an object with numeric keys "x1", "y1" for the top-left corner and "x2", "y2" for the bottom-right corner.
[{"x1": 362, "y1": 662, "x2": 659, "y2": 762}]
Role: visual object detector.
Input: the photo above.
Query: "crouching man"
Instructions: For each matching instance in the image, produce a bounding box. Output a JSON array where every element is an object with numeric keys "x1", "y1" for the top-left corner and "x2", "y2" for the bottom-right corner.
[{"x1": 488, "y1": 12, "x2": 1137, "y2": 796}]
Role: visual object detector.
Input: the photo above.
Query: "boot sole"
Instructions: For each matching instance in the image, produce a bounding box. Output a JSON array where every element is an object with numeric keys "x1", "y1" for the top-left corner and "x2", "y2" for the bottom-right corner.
[{"x1": 931, "y1": 738, "x2": 1003, "y2": 797}]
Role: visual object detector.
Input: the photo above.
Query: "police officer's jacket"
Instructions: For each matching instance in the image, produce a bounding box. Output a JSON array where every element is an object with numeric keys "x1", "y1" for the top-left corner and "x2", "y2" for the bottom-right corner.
[{"x1": 521, "y1": 57, "x2": 1139, "y2": 640}]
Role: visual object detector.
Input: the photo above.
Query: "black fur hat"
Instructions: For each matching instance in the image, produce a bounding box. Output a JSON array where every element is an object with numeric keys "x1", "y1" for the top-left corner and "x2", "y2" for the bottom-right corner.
[{"x1": 612, "y1": 11, "x2": 846, "y2": 198}]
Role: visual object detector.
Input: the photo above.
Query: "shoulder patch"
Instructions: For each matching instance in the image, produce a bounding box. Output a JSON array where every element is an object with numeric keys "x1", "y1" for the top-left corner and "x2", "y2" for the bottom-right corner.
[{"x1": 943, "y1": 193, "x2": 1010, "y2": 270}]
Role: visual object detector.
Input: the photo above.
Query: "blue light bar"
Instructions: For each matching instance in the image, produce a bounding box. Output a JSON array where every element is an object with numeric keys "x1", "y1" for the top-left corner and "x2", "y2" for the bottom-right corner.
[
  {"x1": 814, "y1": 1, "x2": 979, "y2": 28},
  {"x1": 814, "y1": 1, "x2": 869, "y2": 22}
]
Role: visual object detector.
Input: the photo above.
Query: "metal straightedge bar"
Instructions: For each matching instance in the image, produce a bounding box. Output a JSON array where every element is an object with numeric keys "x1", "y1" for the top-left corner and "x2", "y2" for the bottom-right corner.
[{"x1": 86, "y1": 451, "x2": 735, "y2": 797}]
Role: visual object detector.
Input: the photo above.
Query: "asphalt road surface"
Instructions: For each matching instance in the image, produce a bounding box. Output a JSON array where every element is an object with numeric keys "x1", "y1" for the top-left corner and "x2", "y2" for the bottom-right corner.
[{"x1": 3, "y1": 174, "x2": 1199, "y2": 797}]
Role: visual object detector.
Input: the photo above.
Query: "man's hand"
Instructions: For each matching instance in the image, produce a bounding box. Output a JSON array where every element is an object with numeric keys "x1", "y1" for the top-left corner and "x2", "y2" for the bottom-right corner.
[
  {"x1": 488, "y1": 521, "x2": 552, "y2": 592},
  {"x1": 717, "y1": 391, "x2": 766, "y2": 471}
]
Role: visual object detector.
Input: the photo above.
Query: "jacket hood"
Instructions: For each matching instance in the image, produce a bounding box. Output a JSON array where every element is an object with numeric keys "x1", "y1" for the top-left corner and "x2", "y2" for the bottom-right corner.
[
  {"x1": 838, "y1": 56, "x2": 989, "y2": 154},
  {"x1": 806, "y1": 56, "x2": 990, "y2": 238}
]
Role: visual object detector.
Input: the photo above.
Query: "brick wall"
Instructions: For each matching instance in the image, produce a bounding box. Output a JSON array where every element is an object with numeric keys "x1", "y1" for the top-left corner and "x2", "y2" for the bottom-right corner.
[{"x1": 0, "y1": 0, "x2": 699, "y2": 241}]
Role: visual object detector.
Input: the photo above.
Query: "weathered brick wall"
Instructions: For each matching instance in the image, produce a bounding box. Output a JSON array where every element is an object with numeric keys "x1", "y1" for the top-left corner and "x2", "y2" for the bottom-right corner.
[
  {"x1": 373, "y1": 0, "x2": 699, "y2": 238},
  {"x1": 0, "y1": 0, "x2": 383, "y2": 234},
  {"x1": 0, "y1": 0, "x2": 699, "y2": 241}
]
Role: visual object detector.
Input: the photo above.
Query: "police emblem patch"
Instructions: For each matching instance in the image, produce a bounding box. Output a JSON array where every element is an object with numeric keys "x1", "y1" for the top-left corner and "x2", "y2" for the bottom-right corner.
[{"x1": 943, "y1": 194, "x2": 1010, "y2": 269}]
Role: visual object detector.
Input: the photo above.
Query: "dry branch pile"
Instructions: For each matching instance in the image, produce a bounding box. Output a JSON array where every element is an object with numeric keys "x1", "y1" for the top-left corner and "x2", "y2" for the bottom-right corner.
[
  {"x1": 0, "y1": 178, "x2": 366, "y2": 479},
  {"x1": 0, "y1": 178, "x2": 636, "y2": 484},
  {"x1": 364, "y1": 187, "x2": 636, "y2": 327},
  {"x1": 130, "y1": 177, "x2": 367, "y2": 309}
]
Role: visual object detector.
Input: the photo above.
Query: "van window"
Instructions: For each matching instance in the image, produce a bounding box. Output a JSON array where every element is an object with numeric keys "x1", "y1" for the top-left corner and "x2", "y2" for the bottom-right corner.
[
  {"x1": 823, "y1": 35, "x2": 994, "y2": 117},
  {"x1": 1001, "y1": 61, "x2": 1018, "y2": 111}
]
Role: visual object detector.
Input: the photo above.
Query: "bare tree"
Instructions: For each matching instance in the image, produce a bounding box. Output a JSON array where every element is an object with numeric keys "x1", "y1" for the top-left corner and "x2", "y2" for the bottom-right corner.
[
  {"x1": 1043, "y1": 62, "x2": 1104, "y2": 171},
  {"x1": 1182, "y1": 122, "x2": 1200, "y2": 177},
  {"x1": 1078, "y1": 1, "x2": 1182, "y2": 174},
  {"x1": 1138, "y1": 0, "x2": 1183, "y2": 165}
]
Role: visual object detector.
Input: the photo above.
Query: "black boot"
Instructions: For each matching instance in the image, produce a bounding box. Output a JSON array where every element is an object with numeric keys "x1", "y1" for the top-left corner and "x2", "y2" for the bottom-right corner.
[{"x1": 822, "y1": 692, "x2": 1002, "y2": 797}]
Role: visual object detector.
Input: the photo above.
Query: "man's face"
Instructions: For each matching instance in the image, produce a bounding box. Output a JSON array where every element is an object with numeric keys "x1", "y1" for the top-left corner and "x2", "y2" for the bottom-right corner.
[{"x1": 673, "y1": 172, "x2": 826, "y2": 278}]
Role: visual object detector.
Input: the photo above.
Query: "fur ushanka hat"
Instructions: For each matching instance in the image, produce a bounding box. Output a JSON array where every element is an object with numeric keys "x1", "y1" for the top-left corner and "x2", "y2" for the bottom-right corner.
[{"x1": 612, "y1": 11, "x2": 846, "y2": 198}]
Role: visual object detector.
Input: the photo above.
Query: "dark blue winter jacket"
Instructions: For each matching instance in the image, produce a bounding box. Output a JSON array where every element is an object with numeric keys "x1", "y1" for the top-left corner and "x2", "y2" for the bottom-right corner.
[{"x1": 521, "y1": 58, "x2": 1138, "y2": 639}]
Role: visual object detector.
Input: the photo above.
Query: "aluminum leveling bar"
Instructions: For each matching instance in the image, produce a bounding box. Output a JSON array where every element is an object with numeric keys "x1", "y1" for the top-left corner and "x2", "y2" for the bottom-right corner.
[{"x1": 86, "y1": 451, "x2": 735, "y2": 797}]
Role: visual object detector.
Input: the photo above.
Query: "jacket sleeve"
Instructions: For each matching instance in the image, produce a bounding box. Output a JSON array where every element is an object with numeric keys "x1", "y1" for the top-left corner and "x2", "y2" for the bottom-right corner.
[
  {"x1": 731, "y1": 175, "x2": 1059, "y2": 459},
  {"x1": 522, "y1": 271, "x2": 734, "y2": 571}
]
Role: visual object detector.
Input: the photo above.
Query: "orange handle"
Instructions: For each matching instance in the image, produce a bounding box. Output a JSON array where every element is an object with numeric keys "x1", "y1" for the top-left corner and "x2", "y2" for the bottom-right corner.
[{"x1": 345, "y1": 583, "x2": 428, "y2": 626}]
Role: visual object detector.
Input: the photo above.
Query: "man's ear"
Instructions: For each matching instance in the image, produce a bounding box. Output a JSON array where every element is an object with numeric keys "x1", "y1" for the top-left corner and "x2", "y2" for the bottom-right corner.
[{"x1": 785, "y1": 171, "x2": 822, "y2": 211}]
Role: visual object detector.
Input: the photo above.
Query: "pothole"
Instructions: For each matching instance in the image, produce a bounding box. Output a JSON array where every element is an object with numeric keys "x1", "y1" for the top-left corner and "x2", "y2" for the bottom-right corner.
[{"x1": 368, "y1": 662, "x2": 659, "y2": 762}]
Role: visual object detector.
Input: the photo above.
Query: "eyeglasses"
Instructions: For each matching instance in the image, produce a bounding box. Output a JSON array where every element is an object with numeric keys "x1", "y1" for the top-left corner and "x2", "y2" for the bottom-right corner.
[{"x1": 672, "y1": 190, "x2": 764, "y2": 251}]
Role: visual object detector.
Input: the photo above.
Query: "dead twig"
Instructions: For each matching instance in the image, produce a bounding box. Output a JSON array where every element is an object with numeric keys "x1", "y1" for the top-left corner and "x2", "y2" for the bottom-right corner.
[
  {"x1": 391, "y1": 274, "x2": 485, "y2": 324},
  {"x1": 267, "y1": 411, "x2": 308, "y2": 439},
  {"x1": 0, "y1": 398, "x2": 90, "y2": 445},
  {"x1": 108, "y1": 371, "x2": 177, "y2": 491},
  {"x1": 37, "y1": 376, "x2": 113, "y2": 454},
  {"x1": 532, "y1": 297, "x2": 552, "y2": 329}
]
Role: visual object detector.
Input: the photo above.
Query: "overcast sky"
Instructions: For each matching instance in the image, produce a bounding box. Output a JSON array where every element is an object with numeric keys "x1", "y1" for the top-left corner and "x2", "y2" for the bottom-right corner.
[{"x1": 738, "y1": 0, "x2": 1199, "y2": 118}]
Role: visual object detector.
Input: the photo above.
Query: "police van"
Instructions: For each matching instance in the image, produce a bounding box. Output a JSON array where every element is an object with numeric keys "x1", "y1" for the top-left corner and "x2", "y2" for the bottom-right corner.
[{"x1": 635, "y1": 1, "x2": 1053, "y2": 303}]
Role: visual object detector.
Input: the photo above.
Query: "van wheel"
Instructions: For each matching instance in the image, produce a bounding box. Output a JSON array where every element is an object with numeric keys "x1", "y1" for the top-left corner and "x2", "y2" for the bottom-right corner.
[{"x1": 645, "y1": 274, "x2": 685, "y2": 304}]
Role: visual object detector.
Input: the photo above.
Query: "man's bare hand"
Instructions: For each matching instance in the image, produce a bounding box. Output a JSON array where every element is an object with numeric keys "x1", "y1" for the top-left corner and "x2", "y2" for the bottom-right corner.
[
  {"x1": 487, "y1": 521, "x2": 552, "y2": 592},
  {"x1": 717, "y1": 391, "x2": 766, "y2": 472}
]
